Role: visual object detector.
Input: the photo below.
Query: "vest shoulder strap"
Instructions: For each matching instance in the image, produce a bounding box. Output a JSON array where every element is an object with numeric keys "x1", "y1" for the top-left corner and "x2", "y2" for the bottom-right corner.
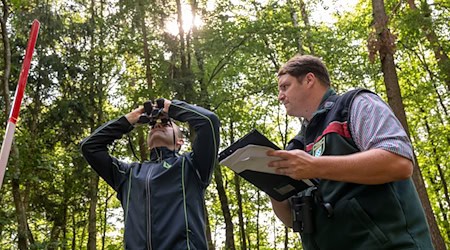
[{"x1": 338, "y1": 88, "x2": 372, "y2": 120}]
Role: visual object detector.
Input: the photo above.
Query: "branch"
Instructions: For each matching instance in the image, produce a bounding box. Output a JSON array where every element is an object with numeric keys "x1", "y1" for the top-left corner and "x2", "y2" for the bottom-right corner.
[{"x1": 207, "y1": 36, "x2": 248, "y2": 86}]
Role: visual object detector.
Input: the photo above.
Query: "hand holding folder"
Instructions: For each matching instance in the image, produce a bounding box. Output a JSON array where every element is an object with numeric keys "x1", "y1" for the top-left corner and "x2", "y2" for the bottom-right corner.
[{"x1": 219, "y1": 129, "x2": 318, "y2": 201}]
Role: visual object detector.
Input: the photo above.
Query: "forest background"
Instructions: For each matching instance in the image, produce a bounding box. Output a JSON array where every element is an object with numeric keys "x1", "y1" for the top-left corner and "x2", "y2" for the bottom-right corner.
[{"x1": 0, "y1": 0, "x2": 448, "y2": 249}]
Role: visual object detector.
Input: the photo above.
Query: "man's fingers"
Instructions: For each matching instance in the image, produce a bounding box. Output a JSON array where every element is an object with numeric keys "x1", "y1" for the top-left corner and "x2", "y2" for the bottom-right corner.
[
  {"x1": 268, "y1": 158, "x2": 290, "y2": 169},
  {"x1": 267, "y1": 150, "x2": 294, "y2": 158},
  {"x1": 268, "y1": 159, "x2": 281, "y2": 168},
  {"x1": 275, "y1": 167, "x2": 288, "y2": 175}
]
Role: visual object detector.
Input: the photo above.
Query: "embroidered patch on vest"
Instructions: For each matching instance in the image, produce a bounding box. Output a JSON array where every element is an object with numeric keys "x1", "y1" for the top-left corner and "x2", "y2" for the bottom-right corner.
[
  {"x1": 163, "y1": 161, "x2": 172, "y2": 169},
  {"x1": 312, "y1": 137, "x2": 325, "y2": 157}
]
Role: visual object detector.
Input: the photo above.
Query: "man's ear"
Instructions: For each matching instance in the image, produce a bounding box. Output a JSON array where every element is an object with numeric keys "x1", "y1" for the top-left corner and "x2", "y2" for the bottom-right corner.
[
  {"x1": 305, "y1": 72, "x2": 316, "y2": 87},
  {"x1": 176, "y1": 138, "x2": 184, "y2": 148}
]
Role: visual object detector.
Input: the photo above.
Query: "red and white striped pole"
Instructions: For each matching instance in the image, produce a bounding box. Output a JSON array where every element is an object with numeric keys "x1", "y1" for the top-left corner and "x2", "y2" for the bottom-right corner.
[{"x1": 0, "y1": 19, "x2": 40, "y2": 189}]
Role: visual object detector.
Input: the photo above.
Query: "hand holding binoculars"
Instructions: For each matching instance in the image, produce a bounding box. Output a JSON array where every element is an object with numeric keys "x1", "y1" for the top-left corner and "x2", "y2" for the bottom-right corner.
[{"x1": 137, "y1": 98, "x2": 169, "y2": 126}]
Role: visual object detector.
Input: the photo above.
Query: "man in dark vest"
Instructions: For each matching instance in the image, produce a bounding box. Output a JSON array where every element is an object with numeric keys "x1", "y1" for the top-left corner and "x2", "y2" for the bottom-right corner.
[{"x1": 267, "y1": 54, "x2": 433, "y2": 249}]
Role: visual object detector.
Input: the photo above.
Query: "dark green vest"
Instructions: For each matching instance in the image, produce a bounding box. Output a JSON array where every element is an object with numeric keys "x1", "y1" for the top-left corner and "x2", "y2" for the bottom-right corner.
[{"x1": 288, "y1": 89, "x2": 433, "y2": 250}]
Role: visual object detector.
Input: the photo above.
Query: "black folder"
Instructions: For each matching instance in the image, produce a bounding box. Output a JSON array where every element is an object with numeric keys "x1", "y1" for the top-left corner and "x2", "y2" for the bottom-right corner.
[{"x1": 219, "y1": 129, "x2": 318, "y2": 201}]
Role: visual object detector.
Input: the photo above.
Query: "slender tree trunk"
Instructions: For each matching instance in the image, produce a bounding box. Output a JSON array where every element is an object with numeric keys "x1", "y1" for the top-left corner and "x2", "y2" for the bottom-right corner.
[
  {"x1": 72, "y1": 212, "x2": 76, "y2": 250},
  {"x1": 1, "y1": 1, "x2": 29, "y2": 248},
  {"x1": 287, "y1": 0, "x2": 303, "y2": 54},
  {"x1": 256, "y1": 191, "x2": 260, "y2": 250},
  {"x1": 413, "y1": 107, "x2": 450, "y2": 242},
  {"x1": 138, "y1": 0, "x2": 153, "y2": 90},
  {"x1": 62, "y1": 182, "x2": 68, "y2": 250},
  {"x1": 0, "y1": 8, "x2": 10, "y2": 238},
  {"x1": 422, "y1": 110, "x2": 450, "y2": 216},
  {"x1": 137, "y1": 126, "x2": 148, "y2": 161},
  {"x1": 204, "y1": 204, "x2": 215, "y2": 249},
  {"x1": 48, "y1": 217, "x2": 63, "y2": 250},
  {"x1": 284, "y1": 227, "x2": 289, "y2": 250},
  {"x1": 80, "y1": 215, "x2": 87, "y2": 250},
  {"x1": 214, "y1": 167, "x2": 236, "y2": 250},
  {"x1": 11, "y1": 178, "x2": 28, "y2": 249},
  {"x1": 87, "y1": 0, "x2": 98, "y2": 242},
  {"x1": 428, "y1": 176, "x2": 450, "y2": 241},
  {"x1": 101, "y1": 190, "x2": 113, "y2": 250},
  {"x1": 228, "y1": 121, "x2": 246, "y2": 250},
  {"x1": 87, "y1": 174, "x2": 99, "y2": 250},
  {"x1": 298, "y1": 0, "x2": 314, "y2": 55},
  {"x1": 234, "y1": 175, "x2": 247, "y2": 250},
  {"x1": 176, "y1": 0, "x2": 187, "y2": 72},
  {"x1": 87, "y1": 0, "x2": 103, "y2": 248},
  {"x1": 371, "y1": 1, "x2": 446, "y2": 249},
  {"x1": 0, "y1": 201, "x2": 3, "y2": 243},
  {"x1": 406, "y1": 0, "x2": 450, "y2": 92},
  {"x1": 190, "y1": 0, "x2": 208, "y2": 105},
  {"x1": 1, "y1": 0, "x2": 11, "y2": 108},
  {"x1": 26, "y1": 221, "x2": 35, "y2": 246},
  {"x1": 175, "y1": 0, "x2": 195, "y2": 101}
]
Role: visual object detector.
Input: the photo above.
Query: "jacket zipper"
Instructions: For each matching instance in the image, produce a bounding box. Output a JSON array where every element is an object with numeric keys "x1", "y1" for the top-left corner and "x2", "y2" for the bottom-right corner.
[{"x1": 146, "y1": 164, "x2": 155, "y2": 250}]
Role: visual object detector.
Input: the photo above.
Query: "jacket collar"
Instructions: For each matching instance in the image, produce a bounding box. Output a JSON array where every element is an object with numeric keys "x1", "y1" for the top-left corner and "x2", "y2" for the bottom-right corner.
[
  {"x1": 149, "y1": 147, "x2": 177, "y2": 162},
  {"x1": 313, "y1": 88, "x2": 336, "y2": 115},
  {"x1": 303, "y1": 88, "x2": 337, "y2": 128}
]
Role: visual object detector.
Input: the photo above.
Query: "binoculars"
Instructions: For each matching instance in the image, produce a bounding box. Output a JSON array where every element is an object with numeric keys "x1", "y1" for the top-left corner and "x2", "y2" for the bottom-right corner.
[
  {"x1": 292, "y1": 192, "x2": 315, "y2": 233},
  {"x1": 137, "y1": 99, "x2": 169, "y2": 127},
  {"x1": 291, "y1": 186, "x2": 334, "y2": 234}
]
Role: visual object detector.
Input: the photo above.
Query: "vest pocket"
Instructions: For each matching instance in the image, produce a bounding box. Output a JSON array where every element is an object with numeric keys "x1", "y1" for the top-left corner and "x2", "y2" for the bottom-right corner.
[{"x1": 349, "y1": 198, "x2": 389, "y2": 245}]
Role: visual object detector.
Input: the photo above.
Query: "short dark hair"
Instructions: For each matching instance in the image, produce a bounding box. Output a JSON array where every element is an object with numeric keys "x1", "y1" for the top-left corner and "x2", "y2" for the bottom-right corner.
[{"x1": 278, "y1": 55, "x2": 330, "y2": 86}]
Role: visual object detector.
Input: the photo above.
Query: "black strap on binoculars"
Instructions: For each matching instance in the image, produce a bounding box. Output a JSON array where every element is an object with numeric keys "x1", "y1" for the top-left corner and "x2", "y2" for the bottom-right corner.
[{"x1": 291, "y1": 187, "x2": 334, "y2": 234}]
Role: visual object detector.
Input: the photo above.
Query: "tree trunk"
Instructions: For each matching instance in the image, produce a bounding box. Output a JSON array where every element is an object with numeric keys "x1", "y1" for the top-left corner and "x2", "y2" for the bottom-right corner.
[
  {"x1": 190, "y1": 0, "x2": 209, "y2": 105},
  {"x1": 1, "y1": 0, "x2": 11, "y2": 109},
  {"x1": 422, "y1": 110, "x2": 450, "y2": 209},
  {"x1": 176, "y1": 0, "x2": 187, "y2": 72},
  {"x1": 234, "y1": 175, "x2": 247, "y2": 250},
  {"x1": 406, "y1": 0, "x2": 450, "y2": 92},
  {"x1": 0, "y1": 9, "x2": 10, "y2": 238},
  {"x1": 421, "y1": 110, "x2": 450, "y2": 240},
  {"x1": 101, "y1": 190, "x2": 113, "y2": 250},
  {"x1": 371, "y1": 1, "x2": 446, "y2": 249},
  {"x1": 62, "y1": 181, "x2": 68, "y2": 250},
  {"x1": 428, "y1": 175, "x2": 450, "y2": 226},
  {"x1": 138, "y1": 0, "x2": 153, "y2": 90},
  {"x1": 286, "y1": 0, "x2": 303, "y2": 54},
  {"x1": 87, "y1": 174, "x2": 99, "y2": 250},
  {"x1": 137, "y1": 126, "x2": 148, "y2": 161},
  {"x1": 175, "y1": 0, "x2": 195, "y2": 101},
  {"x1": 71, "y1": 212, "x2": 76, "y2": 250},
  {"x1": 214, "y1": 167, "x2": 236, "y2": 250},
  {"x1": 256, "y1": 191, "x2": 260, "y2": 250},
  {"x1": 228, "y1": 121, "x2": 246, "y2": 250},
  {"x1": 48, "y1": 217, "x2": 63, "y2": 250},
  {"x1": 87, "y1": 0, "x2": 104, "y2": 248},
  {"x1": 11, "y1": 178, "x2": 28, "y2": 249},
  {"x1": 204, "y1": 204, "x2": 215, "y2": 249},
  {"x1": 1, "y1": 1, "x2": 29, "y2": 248},
  {"x1": 284, "y1": 227, "x2": 289, "y2": 250},
  {"x1": 298, "y1": 0, "x2": 314, "y2": 55}
]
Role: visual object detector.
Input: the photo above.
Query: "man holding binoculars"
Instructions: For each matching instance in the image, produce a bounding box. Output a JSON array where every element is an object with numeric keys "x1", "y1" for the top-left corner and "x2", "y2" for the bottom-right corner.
[{"x1": 80, "y1": 98, "x2": 220, "y2": 249}]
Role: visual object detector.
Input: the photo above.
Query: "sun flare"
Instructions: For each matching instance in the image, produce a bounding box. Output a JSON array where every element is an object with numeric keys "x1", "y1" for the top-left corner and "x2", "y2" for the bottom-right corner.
[{"x1": 164, "y1": 2, "x2": 204, "y2": 36}]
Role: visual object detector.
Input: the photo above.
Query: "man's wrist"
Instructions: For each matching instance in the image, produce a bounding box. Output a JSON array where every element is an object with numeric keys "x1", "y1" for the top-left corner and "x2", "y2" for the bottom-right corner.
[
  {"x1": 125, "y1": 107, "x2": 144, "y2": 125},
  {"x1": 125, "y1": 113, "x2": 138, "y2": 125},
  {"x1": 163, "y1": 99, "x2": 171, "y2": 113}
]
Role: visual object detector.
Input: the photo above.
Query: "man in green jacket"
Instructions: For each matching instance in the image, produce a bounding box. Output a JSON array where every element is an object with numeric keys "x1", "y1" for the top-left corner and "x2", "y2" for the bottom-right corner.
[{"x1": 267, "y1": 54, "x2": 433, "y2": 249}]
